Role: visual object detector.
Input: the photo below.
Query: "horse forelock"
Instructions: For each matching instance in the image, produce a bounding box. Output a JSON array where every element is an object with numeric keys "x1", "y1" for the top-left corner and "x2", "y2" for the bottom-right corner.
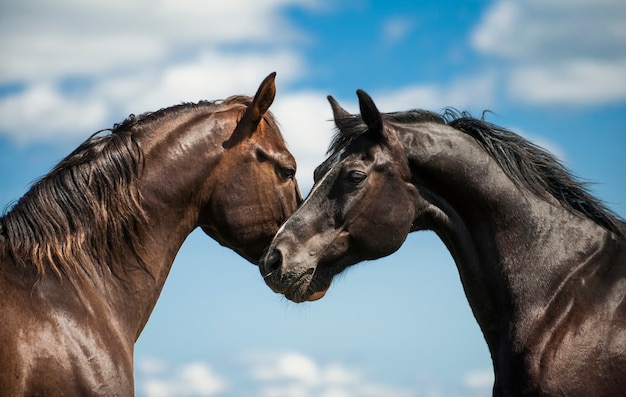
[{"x1": 327, "y1": 115, "x2": 367, "y2": 156}]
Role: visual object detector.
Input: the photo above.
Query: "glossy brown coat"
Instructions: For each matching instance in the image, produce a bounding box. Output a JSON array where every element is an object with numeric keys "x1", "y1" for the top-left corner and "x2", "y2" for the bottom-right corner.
[{"x1": 0, "y1": 73, "x2": 301, "y2": 395}]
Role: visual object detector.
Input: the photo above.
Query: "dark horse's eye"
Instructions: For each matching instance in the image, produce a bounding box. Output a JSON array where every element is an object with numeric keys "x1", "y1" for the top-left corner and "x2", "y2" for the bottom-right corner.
[
  {"x1": 279, "y1": 165, "x2": 296, "y2": 180},
  {"x1": 345, "y1": 170, "x2": 367, "y2": 187}
]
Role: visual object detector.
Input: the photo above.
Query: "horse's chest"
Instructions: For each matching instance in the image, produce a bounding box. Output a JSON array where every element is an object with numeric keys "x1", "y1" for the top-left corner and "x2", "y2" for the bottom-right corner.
[{"x1": 3, "y1": 304, "x2": 133, "y2": 396}]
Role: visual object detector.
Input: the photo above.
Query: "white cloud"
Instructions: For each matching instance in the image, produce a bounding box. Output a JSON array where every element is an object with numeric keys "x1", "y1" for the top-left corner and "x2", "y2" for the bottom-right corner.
[
  {"x1": 0, "y1": 48, "x2": 305, "y2": 145},
  {"x1": 0, "y1": 0, "x2": 316, "y2": 83},
  {"x1": 138, "y1": 357, "x2": 170, "y2": 376},
  {"x1": 272, "y1": 91, "x2": 335, "y2": 190},
  {"x1": 471, "y1": 0, "x2": 626, "y2": 105},
  {"x1": 381, "y1": 17, "x2": 415, "y2": 47},
  {"x1": 472, "y1": 0, "x2": 626, "y2": 60},
  {"x1": 0, "y1": 0, "x2": 315, "y2": 152},
  {"x1": 373, "y1": 73, "x2": 497, "y2": 113},
  {"x1": 136, "y1": 354, "x2": 499, "y2": 397},
  {"x1": 138, "y1": 358, "x2": 227, "y2": 397},
  {"x1": 0, "y1": 83, "x2": 109, "y2": 144},
  {"x1": 508, "y1": 59, "x2": 626, "y2": 105},
  {"x1": 471, "y1": 1, "x2": 519, "y2": 58},
  {"x1": 0, "y1": 33, "x2": 167, "y2": 84},
  {"x1": 463, "y1": 368, "x2": 494, "y2": 391},
  {"x1": 246, "y1": 351, "x2": 414, "y2": 397},
  {"x1": 2, "y1": 0, "x2": 616, "y2": 185},
  {"x1": 252, "y1": 352, "x2": 321, "y2": 384},
  {"x1": 100, "y1": 49, "x2": 306, "y2": 116}
]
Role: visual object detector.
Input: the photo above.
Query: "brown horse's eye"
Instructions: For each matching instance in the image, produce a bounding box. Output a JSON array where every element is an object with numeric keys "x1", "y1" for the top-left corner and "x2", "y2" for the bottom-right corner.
[
  {"x1": 278, "y1": 165, "x2": 296, "y2": 180},
  {"x1": 345, "y1": 170, "x2": 367, "y2": 187}
]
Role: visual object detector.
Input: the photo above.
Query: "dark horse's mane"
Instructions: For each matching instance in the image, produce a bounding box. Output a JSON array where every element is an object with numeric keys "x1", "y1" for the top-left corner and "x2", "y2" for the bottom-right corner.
[
  {"x1": 0, "y1": 96, "x2": 260, "y2": 280},
  {"x1": 329, "y1": 109, "x2": 626, "y2": 239}
]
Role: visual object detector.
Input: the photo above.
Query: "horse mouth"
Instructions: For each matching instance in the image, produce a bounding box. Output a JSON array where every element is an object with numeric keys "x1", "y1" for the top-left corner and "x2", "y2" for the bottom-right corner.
[
  {"x1": 285, "y1": 283, "x2": 330, "y2": 303},
  {"x1": 261, "y1": 249, "x2": 340, "y2": 303},
  {"x1": 268, "y1": 266, "x2": 330, "y2": 303}
]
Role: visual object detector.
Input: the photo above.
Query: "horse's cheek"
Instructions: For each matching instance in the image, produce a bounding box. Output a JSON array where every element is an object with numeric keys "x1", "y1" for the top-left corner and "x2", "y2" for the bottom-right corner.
[
  {"x1": 353, "y1": 191, "x2": 412, "y2": 259},
  {"x1": 383, "y1": 194, "x2": 414, "y2": 249}
]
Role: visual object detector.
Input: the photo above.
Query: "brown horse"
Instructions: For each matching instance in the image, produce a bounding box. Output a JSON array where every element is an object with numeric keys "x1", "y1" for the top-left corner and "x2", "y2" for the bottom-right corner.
[
  {"x1": 261, "y1": 90, "x2": 626, "y2": 396},
  {"x1": 0, "y1": 73, "x2": 301, "y2": 396}
]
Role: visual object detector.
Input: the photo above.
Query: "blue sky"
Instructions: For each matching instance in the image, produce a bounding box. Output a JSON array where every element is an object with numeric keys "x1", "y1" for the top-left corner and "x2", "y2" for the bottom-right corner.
[{"x1": 1, "y1": 1, "x2": 625, "y2": 396}]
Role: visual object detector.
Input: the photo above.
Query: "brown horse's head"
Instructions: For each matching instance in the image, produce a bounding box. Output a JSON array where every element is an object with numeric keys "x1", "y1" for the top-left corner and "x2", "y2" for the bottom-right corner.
[
  {"x1": 260, "y1": 90, "x2": 418, "y2": 302},
  {"x1": 198, "y1": 73, "x2": 302, "y2": 263},
  {"x1": 0, "y1": 73, "x2": 302, "y2": 395}
]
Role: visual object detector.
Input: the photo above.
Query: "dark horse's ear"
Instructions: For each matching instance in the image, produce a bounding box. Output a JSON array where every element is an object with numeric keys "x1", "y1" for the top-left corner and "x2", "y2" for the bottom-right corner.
[
  {"x1": 327, "y1": 95, "x2": 353, "y2": 131},
  {"x1": 356, "y1": 89, "x2": 385, "y2": 143}
]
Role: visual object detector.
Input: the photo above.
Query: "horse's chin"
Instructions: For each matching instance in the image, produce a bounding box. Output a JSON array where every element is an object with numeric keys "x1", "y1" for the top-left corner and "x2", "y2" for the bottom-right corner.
[
  {"x1": 283, "y1": 277, "x2": 332, "y2": 303},
  {"x1": 306, "y1": 289, "x2": 328, "y2": 301},
  {"x1": 302, "y1": 276, "x2": 332, "y2": 302}
]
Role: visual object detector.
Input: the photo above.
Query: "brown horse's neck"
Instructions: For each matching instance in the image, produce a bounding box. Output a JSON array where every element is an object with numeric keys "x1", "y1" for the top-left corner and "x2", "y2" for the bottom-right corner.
[
  {"x1": 115, "y1": 113, "x2": 229, "y2": 339},
  {"x1": 2, "y1": 108, "x2": 229, "y2": 341}
]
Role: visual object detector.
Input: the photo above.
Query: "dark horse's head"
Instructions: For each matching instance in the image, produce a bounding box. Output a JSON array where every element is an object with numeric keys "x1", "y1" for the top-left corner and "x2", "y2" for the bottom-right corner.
[{"x1": 260, "y1": 90, "x2": 418, "y2": 301}]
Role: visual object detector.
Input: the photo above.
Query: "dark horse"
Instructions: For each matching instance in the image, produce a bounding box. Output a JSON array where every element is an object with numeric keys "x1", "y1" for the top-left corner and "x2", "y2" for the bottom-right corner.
[
  {"x1": 0, "y1": 73, "x2": 301, "y2": 396},
  {"x1": 261, "y1": 90, "x2": 626, "y2": 396}
]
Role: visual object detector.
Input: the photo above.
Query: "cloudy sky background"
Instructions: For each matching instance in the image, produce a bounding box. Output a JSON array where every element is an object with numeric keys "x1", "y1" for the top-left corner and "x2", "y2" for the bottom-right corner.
[{"x1": 1, "y1": 1, "x2": 624, "y2": 396}]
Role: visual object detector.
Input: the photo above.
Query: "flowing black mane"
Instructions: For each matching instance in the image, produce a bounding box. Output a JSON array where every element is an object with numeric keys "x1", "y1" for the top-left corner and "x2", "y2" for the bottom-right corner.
[
  {"x1": 0, "y1": 98, "x2": 248, "y2": 280},
  {"x1": 329, "y1": 109, "x2": 626, "y2": 239}
]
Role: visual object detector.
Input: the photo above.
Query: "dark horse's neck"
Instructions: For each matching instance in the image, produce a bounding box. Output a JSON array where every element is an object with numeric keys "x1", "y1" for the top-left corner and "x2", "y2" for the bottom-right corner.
[{"x1": 397, "y1": 119, "x2": 626, "y2": 394}]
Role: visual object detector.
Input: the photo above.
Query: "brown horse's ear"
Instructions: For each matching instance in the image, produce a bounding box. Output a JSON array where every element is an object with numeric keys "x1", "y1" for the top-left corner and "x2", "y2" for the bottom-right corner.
[
  {"x1": 356, "y1": 89, "x2": 385, "y2": 143},
  {"x1": 249, "y1": 72, "x2": 277, "y2": 125},
  {"x1": 225, "y1": 73, "x2": 276, "y2": 148},
  {"x1": 327, "y1": 95, "x2": 353, "y2": 131}
]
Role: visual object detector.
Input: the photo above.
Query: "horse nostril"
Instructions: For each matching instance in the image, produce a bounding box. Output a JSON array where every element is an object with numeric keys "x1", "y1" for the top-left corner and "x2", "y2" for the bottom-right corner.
[{"x1": 263, "y1": 249, "x2": 283, "y2": 275}]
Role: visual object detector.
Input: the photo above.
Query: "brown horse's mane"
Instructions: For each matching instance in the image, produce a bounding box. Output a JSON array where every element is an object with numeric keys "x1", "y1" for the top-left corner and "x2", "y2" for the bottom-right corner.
[
  {"x1": 329, "y1": 108, "x2": 626, "y2": 239},
  {"x1": 0, "y1": 96, "x2": 268, "y2": 281},
  {"x1": 0, "y1": 123, "x2": 148, "y2": 281}
]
